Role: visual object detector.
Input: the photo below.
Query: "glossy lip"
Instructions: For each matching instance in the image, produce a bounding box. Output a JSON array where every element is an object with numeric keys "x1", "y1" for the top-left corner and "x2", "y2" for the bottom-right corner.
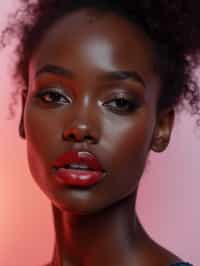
[
  {"x1": 54, "y1": 168, "x2": 105, "y2": 188},
  {"x1": 52, "y1": 149, "x2": 106, "y2": 188},
  {"x1": 52, "y1": 149, "x2": 105, "y2": 172}
]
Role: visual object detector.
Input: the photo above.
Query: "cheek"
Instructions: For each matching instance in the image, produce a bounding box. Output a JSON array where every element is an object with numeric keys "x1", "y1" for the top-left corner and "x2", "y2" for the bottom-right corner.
[
  {"x1": 24, "y1": 104, "x2": 59, "y2": 186},
  {"x1": 105, "y1": 111, "x2": 154, "y2": 185}
]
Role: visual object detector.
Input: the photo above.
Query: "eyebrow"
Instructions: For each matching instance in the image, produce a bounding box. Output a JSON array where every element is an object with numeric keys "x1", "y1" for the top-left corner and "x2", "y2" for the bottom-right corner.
[
  {"x1": 104, "y1": 71, "x2": 146, "y2": 88},
  {"x1": 36, "y1": 64, "x2": 74, "y2": 79},
  {"x1": 35, "y1": 64, "x2": 146, "y2": 88}
]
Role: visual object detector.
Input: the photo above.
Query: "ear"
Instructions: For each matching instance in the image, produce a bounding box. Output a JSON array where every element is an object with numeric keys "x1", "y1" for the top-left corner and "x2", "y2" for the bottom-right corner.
[
  {"x1": 151, "y1": 107, "x2": 175, "y2": 152},
  {"x1": 19, "y1": 89, "x2": 27, "y2": 139}
]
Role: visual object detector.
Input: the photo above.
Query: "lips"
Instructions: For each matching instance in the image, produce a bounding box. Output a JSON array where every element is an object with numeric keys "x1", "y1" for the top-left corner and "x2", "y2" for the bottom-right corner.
[
  {"x1": 52, "y1": 150, "x2": 106, "y2": 187},
  {"x1": 53, "y1": 150, "x2": 104, "y2": 172}
]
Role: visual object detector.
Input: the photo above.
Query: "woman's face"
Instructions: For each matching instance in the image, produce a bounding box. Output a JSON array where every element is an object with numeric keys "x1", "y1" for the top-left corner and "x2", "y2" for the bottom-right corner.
[{"x1": 20, "y1": 8, "x2": 174, "y2": 214}]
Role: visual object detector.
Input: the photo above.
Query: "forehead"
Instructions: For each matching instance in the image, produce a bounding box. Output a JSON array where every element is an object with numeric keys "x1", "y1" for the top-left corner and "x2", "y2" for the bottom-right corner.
[{"x1": 30, "y1": 8, "x2": 157, "y2": 80}]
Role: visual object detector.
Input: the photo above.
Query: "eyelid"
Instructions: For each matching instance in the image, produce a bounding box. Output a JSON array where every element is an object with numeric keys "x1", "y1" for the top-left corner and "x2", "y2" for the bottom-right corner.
[
  {"x1": 36, "y1": 83, "x2": 70, "y2": 95},
  {"x1": 35, "y1": 76, "x2": 77, "y2": 96},
  {"x1": 36, "y1": 87, "x2": 72, "y2": 103},
  {"x1": 103, "y1": 97, "x2": 140, "y2": 115},
  {"x1": 102, "y1": 88, "x2": 142, "y2": 102}
]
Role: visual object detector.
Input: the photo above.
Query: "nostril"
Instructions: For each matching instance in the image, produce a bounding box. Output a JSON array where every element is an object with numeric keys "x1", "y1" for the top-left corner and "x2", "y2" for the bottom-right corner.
[
  {"x1": 85, "y1": 135, "x2": 97, "y2": 144},
  {"x1": 85, "y1": 135, "x2": 93, "y2": 141},
  {"x1": 63, "y1": 132, "x2": 91, "y2": 141},
  {"x1": 63, "y1": 132, "x2": 75, "y2": 141},
  {"x1": 63, "y1": 127, "x2": 98, "y2": 143},
  {"x1": 68, "y1": 134, "x2": 75, "y2": 140},
  {"x1": 63, "y1": 133, "x2": 97, "y2": 144}
]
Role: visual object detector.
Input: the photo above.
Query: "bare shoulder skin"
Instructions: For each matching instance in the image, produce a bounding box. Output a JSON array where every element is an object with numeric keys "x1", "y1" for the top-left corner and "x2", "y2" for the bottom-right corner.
[{"x1": 121, "y1": 219, "x2": 184, "y2": 266}]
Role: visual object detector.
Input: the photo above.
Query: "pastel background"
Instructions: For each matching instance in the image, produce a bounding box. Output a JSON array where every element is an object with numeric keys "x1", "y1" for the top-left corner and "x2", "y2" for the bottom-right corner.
[{"x1": 0, "y1": 1, "x2": 200, "y2": 266}]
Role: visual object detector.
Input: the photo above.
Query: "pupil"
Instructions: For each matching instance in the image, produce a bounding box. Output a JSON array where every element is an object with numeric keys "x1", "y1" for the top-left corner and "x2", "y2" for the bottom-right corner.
[{"x1": 117, "y1": 99, "x2": 127, "y2": 107}]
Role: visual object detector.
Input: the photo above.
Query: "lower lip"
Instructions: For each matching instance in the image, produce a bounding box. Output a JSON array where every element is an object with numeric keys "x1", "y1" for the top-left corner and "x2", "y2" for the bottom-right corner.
[{"x1": 54, "y1": 168, "x2": 105, "y2": 187}]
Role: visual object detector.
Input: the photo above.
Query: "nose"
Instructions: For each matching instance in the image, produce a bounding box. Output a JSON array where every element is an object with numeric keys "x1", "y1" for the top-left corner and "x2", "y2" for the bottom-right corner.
[
  {"x1": 63, "y1": 124, "x2": 98, "y2": 144},
  {"x1": 62, "y1": 106, "x2": 100, "y2": 144}
]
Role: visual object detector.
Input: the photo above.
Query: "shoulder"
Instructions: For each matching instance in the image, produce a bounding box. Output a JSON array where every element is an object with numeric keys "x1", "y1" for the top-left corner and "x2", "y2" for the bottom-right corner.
[
  {"x1": 137, "y1": 235, "x2": 189, "y2": 266},
  {"x1": 148, "y1": 242, "x2": 191, "y2": 266}
]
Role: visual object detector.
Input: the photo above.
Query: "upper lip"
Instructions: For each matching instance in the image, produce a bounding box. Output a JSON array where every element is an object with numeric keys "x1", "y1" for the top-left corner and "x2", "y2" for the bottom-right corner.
[{"x1": 53, "y1": 149, "x2": 104, "y2": 172}]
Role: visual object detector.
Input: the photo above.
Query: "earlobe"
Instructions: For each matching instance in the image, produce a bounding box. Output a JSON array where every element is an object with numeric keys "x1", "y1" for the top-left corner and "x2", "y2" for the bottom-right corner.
[
  {"x1": 151, "y1": 135, "x2": 169, "y2": 153},
  {"x1": 18, "y1": 89, "x2": 27, "y2": 139},
  {"x1": 151, "y1": 108, "x2": 175, "y2": 153}
]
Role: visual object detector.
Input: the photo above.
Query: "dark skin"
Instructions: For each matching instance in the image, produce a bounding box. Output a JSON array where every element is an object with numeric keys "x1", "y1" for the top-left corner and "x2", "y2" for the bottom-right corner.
[{"x1": 19, "y1": 8, "x2": 183, "y2": 266}]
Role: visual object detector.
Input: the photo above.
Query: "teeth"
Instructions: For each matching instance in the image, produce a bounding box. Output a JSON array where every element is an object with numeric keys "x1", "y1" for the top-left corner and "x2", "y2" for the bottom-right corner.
[{"x1": 65, "y1": 163, "x2": 90, "y2": 170}]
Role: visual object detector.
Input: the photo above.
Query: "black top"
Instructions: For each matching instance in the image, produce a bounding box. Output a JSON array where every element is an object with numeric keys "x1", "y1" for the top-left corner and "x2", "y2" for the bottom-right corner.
[
  {"x1": 170, "y1": 263, "x2": 193, "y2": 266},
  {"x1": 45, "y1": 262, "x2": 193, "y2": 266}
]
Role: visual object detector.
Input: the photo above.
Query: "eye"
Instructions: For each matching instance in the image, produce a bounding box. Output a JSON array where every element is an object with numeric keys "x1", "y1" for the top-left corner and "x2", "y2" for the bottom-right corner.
[
  {"x1": 35, "y1": 88, "x2": 71, "y2": 104},
  {"x1": 103, "y1": 97, "x2": 140, "y2": 114}
]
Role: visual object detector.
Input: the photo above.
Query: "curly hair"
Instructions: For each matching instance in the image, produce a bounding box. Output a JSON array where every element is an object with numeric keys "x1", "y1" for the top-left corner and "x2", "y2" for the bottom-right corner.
[{"x1": 1, "y1": 0, "x2": 200, "y2": 126}]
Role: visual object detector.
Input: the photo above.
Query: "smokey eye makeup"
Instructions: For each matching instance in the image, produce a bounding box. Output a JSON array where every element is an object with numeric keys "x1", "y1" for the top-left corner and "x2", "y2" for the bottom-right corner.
[
  {"x1": 35, "y1": 86, "x2": 141, "y2": 115},
  {"x1": 33, "y1": 72, "x2": 143, "y2": 115}
]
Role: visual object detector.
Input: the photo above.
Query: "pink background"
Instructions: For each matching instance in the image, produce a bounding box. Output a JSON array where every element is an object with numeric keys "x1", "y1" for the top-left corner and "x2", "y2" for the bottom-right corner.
[{"x1": 1, "y1": 1, "x2": 200, "y2": 265}]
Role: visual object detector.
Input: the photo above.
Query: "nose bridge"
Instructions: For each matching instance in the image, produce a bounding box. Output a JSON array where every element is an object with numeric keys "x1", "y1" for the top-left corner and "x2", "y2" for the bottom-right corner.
[
  {"x1": 63, "y1": 94, "x2": 100, "y2": 143},
  {"x1": 73, "y1": 95, "x2": 94, "y2": 128}
]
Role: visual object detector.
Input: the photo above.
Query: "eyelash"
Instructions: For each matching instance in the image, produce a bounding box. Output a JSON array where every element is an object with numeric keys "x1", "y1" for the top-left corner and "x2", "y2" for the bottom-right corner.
[{"x1": 35, "y1": 88, "x2": 140, "y2": 114}]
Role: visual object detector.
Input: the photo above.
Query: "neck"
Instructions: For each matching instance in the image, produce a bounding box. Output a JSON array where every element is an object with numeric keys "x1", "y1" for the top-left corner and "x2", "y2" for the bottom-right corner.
[{"x1": 50, "y1": 193, "x2": 144, "y2": 266}]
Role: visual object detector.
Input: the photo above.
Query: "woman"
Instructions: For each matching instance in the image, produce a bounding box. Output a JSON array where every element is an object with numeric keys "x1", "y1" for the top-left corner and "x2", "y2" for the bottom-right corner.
[{"x1": 1, "y1": 0, "x2": 200, "y2": 265}]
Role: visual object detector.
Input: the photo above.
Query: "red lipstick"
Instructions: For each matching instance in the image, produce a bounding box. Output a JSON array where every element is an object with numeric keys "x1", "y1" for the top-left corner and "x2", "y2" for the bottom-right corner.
[{"x1": 52, "y1": 150, "x2": 106, "y2": 187}]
